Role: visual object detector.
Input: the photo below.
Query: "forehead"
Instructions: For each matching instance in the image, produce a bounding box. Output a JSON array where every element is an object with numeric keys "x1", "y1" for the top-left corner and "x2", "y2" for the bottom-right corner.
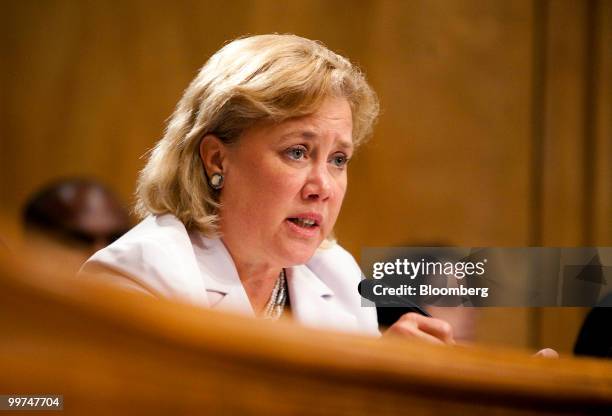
[
  {"x1": 287, "y1": 97, "x2": 352, "y2": 129},
  {"x1": 264, "y1": 98, "x2": 354, "y2": 144},
  {"x1": 234, "y1": 97, "x2": 355, "y2": 152}
]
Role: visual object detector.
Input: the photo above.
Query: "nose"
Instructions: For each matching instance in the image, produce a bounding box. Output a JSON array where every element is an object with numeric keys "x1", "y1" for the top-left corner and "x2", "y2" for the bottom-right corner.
[{"x1": 301, "y1": 162, "x2": 332, "y2": 201}]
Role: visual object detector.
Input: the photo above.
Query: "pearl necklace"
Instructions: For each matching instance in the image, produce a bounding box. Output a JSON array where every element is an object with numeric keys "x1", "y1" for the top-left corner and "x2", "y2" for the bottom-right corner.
[{"x1": 263, "y1": 269, "x2": 287, "y2": 320}]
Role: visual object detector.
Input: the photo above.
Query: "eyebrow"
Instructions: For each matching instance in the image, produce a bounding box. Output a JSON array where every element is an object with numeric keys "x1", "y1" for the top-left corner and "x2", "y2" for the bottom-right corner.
[{"x1": 280, "y1": 130, "x2": 354, "y2": 150}]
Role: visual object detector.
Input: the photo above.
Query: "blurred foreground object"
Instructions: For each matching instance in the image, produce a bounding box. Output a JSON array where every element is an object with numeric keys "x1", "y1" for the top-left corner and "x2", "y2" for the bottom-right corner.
[
  {"x1": 1, "y1": 253, "x2": 611, "y2": 415},
  {"x1": 574, "y1": 293, "x2": 612, "y2": 359},
  {"x1": 22, "y1": 178, "x2": 131, "y2": 274}
]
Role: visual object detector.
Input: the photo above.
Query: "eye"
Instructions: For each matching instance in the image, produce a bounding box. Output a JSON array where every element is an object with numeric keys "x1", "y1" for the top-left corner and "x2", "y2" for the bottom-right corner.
[
  {"x1": 330, "y1": 153, "x2": 350, "y2": 168},
  {"x1": 285, "y1": 145, "x2": 308, "y2": 161}
]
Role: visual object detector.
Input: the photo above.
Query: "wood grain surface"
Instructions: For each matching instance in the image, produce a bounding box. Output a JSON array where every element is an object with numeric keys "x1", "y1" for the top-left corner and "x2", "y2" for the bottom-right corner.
[{"x1": 1, "y1": 253, "x2": 611, "y2": 415}]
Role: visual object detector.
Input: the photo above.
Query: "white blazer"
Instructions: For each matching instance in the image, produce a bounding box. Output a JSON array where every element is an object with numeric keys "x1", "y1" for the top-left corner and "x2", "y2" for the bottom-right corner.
[{"x1": 81, "y1": 214, "x2": 379, "y2": 336}]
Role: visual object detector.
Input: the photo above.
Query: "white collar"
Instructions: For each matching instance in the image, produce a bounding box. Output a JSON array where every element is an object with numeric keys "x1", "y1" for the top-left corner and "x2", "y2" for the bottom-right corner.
[{"x1": 189, "y1": 231, "x2": 357, "y2": 330}]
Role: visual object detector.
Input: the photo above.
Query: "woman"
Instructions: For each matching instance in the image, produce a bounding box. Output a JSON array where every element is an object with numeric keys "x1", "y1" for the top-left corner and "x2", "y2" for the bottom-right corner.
[{"x1": 81, "y1": 34, "x2": 454, "y2": 343}]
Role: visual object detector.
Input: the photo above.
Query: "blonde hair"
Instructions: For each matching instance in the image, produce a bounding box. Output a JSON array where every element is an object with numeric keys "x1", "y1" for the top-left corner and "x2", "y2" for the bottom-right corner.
[{"x1": 136, "y1": 34, "x2": 379, "y2": 236}]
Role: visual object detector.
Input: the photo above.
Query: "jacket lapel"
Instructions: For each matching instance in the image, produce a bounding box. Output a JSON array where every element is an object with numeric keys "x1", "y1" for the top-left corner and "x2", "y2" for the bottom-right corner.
[
  {"x1": 190, "y1": 234, "x2": 254, "y2": 316},
  {"x1": 286, "y1": 265, "x2": 358, "y2": 332},
  {"x1": 190, "y1": 233, "x2": 359, "y2": 329}
]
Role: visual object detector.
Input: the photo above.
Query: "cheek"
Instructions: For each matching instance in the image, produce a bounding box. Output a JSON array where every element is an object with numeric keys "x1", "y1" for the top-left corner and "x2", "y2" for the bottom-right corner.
[
  {"x1": 223, "y1": 158, "x2": 302, "y2": 215},
  {"x1": 249, "y1": 158, "x2": 301, "y2": 195},
  {"x1": 263, "y1": 171, "x2": 306, "y2": 214},
  {"x1": 329, "y1": 175, "x2": 348, "y2": 218}
]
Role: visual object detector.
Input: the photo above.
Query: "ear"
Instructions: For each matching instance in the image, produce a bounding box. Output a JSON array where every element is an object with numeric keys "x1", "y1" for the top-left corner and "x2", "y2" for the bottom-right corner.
[{"x1": 199, "y1": 134, "x2": 227, "y2": 178}]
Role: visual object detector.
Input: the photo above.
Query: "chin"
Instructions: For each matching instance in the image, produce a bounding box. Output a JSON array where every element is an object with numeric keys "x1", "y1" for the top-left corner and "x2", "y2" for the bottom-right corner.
[{"x1": 277, "y1": 240, "x2": 320, "y2": 266}]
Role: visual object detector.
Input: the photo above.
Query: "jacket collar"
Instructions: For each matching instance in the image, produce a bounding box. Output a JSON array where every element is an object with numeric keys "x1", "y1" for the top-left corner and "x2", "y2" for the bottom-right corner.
[
  {"x1": 189, "y1": 233, "x2": 253, "y2": 314},
  {"x1": 287, "y1": 264, "x2": 358, "y2": 331},
  {"x1": 190, "y1": 233, "x2": 357, "y2": 331}
]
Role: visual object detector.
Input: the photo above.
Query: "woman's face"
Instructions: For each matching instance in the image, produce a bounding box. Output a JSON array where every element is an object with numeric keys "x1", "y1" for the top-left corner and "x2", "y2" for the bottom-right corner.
[{"x1": 218, "y1": 97, "x2": 353, "y2": 268}]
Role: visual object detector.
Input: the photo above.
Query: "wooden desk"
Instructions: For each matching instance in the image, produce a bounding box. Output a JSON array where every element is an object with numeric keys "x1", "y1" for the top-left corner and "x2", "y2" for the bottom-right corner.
[{"x1": 1, "y1": 254, "x2": 611, "y2": 415}]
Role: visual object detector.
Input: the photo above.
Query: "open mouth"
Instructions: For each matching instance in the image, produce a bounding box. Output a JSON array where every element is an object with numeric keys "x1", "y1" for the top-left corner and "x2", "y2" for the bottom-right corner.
[{"x1": 287, "y1": 218, "x2": 319, "y2": 228}]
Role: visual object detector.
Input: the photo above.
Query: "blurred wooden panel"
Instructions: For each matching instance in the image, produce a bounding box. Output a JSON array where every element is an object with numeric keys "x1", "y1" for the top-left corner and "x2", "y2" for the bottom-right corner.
[
  {"x1": 536, "y1": 0, "x2": 611, "y2": 354},
  {"x1": 592, "y1": 0, "x2": 612, "y2": 246},
  {"x1": 539, "y1": 0, "x2": 589, "y2": 246},
  {"x1": 0, "y1": 0, "x2": 255, "y2": 216},
  {"x1": 338, "y1": 0, "x2": 534, "y2": 250},
  {"x1": 1, "y1": 256, "x2": 612, "y2": 415},
  {"x1": 537, "y1": 0, "x2": 611, "y2": 247}
]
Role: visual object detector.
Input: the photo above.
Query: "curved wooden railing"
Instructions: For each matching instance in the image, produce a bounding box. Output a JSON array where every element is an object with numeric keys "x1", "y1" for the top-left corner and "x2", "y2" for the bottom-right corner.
[{"x1": 1, "y1": 252, "x2": 611, "y2": 415}]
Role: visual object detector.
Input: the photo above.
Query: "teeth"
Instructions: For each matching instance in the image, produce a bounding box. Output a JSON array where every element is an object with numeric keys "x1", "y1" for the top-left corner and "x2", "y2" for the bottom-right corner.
[{"x1": 292, "y1": 218, "x2": 316, "y2": 227}]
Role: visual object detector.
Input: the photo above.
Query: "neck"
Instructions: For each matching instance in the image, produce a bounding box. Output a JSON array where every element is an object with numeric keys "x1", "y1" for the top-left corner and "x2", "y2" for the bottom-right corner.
[{"x1": 222, "y1": 239, "x2": 282, "y2": 315}]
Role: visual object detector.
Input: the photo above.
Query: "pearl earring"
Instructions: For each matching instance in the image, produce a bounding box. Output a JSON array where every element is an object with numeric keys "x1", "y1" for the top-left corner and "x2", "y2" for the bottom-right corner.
[{"x1": 209, "y1": 173, "x2": 224, "y2": 190}]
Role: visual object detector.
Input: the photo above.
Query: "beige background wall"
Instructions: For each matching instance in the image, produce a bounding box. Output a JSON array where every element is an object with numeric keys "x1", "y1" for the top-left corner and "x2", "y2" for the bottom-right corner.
[{"x1": 1, "y1": 0, "x2": 610, "y2": 352}]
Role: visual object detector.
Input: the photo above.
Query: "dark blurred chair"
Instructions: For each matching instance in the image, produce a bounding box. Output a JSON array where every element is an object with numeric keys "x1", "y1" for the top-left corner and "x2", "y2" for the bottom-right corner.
[{"x1": 22, "y1": 178, "x2": 131, "y2": 274}]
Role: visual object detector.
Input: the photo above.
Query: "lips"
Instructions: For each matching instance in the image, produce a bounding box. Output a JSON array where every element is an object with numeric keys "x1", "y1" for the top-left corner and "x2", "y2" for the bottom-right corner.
[
  {"x1": 287, "y1": 218, "x2": 317, "y2": 228},
  {"x1": 285, "y1": 213, "x2": 323, "y2": 237},
  {"x1": 287, "y1": 213, "x2": 322, "y2": 227}
]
